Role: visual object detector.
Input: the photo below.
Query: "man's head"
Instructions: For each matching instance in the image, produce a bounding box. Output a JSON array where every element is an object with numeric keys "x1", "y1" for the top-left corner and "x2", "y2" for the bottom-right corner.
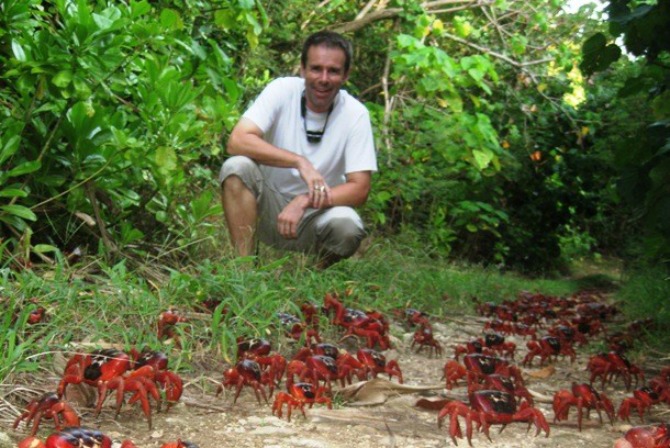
[
  {"x1": 301, "y1": 31, "x2": 353, "y2": 74},
  {"x1": 300, "y1": 31, "x2": 352, "y2": 113}
]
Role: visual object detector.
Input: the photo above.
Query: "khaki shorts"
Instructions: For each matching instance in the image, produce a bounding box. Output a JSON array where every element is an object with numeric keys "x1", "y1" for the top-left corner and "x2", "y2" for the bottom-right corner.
[{"x1": 219, "y1": 156, "x2": 365, "y2": 257}]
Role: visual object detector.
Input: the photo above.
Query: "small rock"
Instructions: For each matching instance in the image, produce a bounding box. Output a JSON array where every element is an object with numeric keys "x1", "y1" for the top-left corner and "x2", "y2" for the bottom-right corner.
[
  {"x1": 286, "y1": 437, "x2": 330, "y2": 448},
  {"x1": 250, "y1": 427, "x2": 295, "y2": 436},
  {"x1": 150, "y1": 430, "x2": 163, "y2": 439}
]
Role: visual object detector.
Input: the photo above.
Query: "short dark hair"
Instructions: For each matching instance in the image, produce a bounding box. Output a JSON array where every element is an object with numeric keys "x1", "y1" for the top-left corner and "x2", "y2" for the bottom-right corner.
[{"x1": 301, "y1": 31, "x2": 353, "y2": 73}]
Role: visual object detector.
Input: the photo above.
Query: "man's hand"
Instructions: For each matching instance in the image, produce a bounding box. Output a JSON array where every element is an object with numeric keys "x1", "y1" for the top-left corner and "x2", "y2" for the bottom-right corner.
[
  {"x1": 295, "y1": 157, "x2": 333, "y2": 208},
  {"x1": 277, "y1": 195, "x2": 310, "y2": 239}
]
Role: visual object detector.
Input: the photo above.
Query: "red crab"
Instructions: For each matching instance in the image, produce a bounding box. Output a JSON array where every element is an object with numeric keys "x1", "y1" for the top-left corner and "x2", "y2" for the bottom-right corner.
[
  {"x1": 18, "y1": 427, "x2": 113, "y2": 448},
  {"x1": 453, "y1": 338, "x2": 484, "y2": 361},
  {"x1": 236, "y1": 340, "x2": 286, "y2": 395},
  {"x1": 157, "y1": 308, "x2": 189, "y2": 344},
  {"x1": 236, "y1": 338, "x2": 272, "y2": 359},
  {"x1": 300, "y1": 302, "x2": 322, "y2": 329},
  {"x1": 649, "y1": 366, "x2": 670, "y2": 397},
  {"x1": 28, "y1": 306, "x2": 47, "y2": 325},
  {"x1": 522, "y1": 336, "x2": 576, "y2": 367},
  {"x1": 307, "y1": 344, "x2": 364, "y2": 386},
  {"x1": 129, "y1": 349, "x2": 184, "y2": 410},
  {"x1": 618, "y1": 386, "x2": 669, "y2": 422},
  {"x1": 552, "y1": 382, "x2": 615, "y2": 431},
  {"x1": 547, "y1": 323, "x2": 588, "y2": 347},
  {"x1": 437, "y1": 390, "x2": 550, "y2": 445},
  {"x1": 57, "y1": 349, "x2": 131, "y2": 400},
  {"x1": 356, "y1": 348, "x2": 403, "y2": 383},
  {"x1": 311, "y1": 342, "x2": 340, "y2": 360},
  {"x1": 272, "y1": 382, "x2": 332, "y2": 421},
  {"x1": 399, "y1": 308, "x2": 431, "y2": 327},
  {"x1": 217, "y1": 359, "x2": 269, "y2": 405},
  {"x1": 13, "y1": 392, "x2": 80, "y2": 436},
  {"x1": 411, "y1": 323, "x2": 443, "y2": 357},
  {"x1": 94, "y1": 364, "x2": 161, "y2": 429},
  {"x1": 588, "y1": 351, "x2": 645, "y2": 390},
  {"x1": 613, "y1": 423, "x2": 670, "y2": 448},
  {"x1": 443, "y1": 354, "x2": 524, "y2": 390},
  {"x1": 277, "y1": 312, "x2": 321, "y2": 345},
  {"x1": 481, "y1": 333, "x2": 516, "y2": 359},
  {"x1": 468, "y1": 374, "x2": 534, "y2": 405},
  {"x1": 323, "y1": 292, "x2": 390, "y2": 350},
  {"x1": 454, "y1": 334, "x2": 515, "y2": 360},
  {"x1": 287, "y1": 354, "x2": 339, "y2": 392}
]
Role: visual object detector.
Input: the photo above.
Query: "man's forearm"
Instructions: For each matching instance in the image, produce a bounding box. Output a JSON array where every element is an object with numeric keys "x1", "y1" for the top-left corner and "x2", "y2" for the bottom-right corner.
[
  {"x1": 227, "y1": 131, "x2": 304, "y2": 169},
  {"x1": 317, "y1": 182, "x2": 369, "y2": 208}
]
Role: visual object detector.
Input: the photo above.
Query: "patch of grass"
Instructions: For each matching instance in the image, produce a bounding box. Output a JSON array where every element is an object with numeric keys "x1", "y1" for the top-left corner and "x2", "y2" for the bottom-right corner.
[
  {"x1": 615, "y1": 265, "x2": 670, "y2": 351},
  {"x1": 1, "y1": 237, "x2": 652, "y2": 385},
  {"x1": 573, "y1": 274, "x2": 620, "y2": 292}
]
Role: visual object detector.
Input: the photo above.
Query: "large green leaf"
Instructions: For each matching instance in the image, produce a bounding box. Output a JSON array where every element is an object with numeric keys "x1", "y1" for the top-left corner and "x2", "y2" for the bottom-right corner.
[
  {"x1": 0, "y1": 205, "x2": 36, "y2": 221},
  {"x1": 580, "y1": 33, "x2": 621, "y2": 75},
  {"x1": 0, "y1": 188, "x2": 28, "y2": 198},
  {"x1": 11, "y1": 40, "x2": 26, "y2": 61},
  {"x1": 0, "y1": 135, "x2": 21, "y2": 165},
  {"x1": 7, "y1": 160, "x2": 41, "y2": 177}
]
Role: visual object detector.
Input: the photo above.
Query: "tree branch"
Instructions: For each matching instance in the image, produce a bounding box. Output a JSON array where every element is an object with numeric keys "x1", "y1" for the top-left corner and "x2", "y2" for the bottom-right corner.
[
  {"x1": 332, "y1": 0, "x2": 492, "y2": 34},
  {"x1": 84, "y1": 181, "x2": 118, "y2": 256},
  {"x1": 440, "y1": 31, "x2": 552, "y2": 68}
]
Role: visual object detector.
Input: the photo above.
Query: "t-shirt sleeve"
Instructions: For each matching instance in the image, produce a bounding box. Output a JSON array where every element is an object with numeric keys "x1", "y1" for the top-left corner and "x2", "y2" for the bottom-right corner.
[
  {"x1": 242, "y1": 78, "x2": 291, "y2": 134},
  {"x1": 345, "y1": 108, "x2": 378, "y2": 174}
]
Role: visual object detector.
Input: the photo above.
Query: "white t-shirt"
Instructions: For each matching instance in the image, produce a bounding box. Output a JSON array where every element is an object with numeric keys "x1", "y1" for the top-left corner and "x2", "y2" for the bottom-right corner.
[{"x1": 243, "y1": 77, "x2": 377, "y2": 197}]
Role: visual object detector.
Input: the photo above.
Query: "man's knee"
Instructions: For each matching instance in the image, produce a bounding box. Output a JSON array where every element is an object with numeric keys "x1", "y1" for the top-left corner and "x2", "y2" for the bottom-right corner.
[
  {"x1": 317, "y1": 214, "x2": 365, "y2": 258},
  {"x1": 219, "y1": 156, "x2": 261, "y2": 196}
]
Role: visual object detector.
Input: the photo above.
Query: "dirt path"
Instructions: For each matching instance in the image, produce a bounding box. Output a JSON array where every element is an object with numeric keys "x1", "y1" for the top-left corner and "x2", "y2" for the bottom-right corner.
[{"x1": 4, "y1": 306, "x2": 662, "y2": 448}]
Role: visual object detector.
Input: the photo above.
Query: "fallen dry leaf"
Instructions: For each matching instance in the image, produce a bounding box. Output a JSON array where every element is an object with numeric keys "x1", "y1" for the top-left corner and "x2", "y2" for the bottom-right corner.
[
  {"x1": 525, "y1": 365, "x2": 556, "y2": 379},
  {"x1": 336, "y1": 378, "x2": 443, "y2": 406}
]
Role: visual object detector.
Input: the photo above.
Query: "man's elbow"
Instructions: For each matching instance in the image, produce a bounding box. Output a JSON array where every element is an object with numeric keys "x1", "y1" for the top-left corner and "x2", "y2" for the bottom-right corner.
[
  {"x1": 226, "y1": 133, "x2": 242, "y2": 156},
  {"x1": 355, "y1": 185, "x2": 371, "y2": 207}
]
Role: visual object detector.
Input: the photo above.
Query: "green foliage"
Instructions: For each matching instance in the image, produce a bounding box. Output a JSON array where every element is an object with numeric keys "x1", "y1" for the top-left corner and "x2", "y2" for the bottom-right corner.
[
  {"x1": 615, "y1": 264, "x2": 670, "y2": 349},
  {"x1": 581, "y1": 0, "x2": 670, "y2": 267},
  {"x1": 0, "y1": 0, "x2": 652, "y2": 275},
  {"x1": 0, "y1": 0, "x2": 263, "y2": 265}
]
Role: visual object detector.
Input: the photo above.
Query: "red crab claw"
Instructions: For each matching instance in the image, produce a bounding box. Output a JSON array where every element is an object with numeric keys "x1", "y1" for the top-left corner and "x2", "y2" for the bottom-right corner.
[{"x1": 155, "y1": 369, "x2": 184, "y2": 409}]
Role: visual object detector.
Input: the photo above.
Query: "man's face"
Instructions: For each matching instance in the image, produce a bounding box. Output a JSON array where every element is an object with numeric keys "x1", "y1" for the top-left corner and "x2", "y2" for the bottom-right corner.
[{"x1": 301, "y1": 45, "x2": 349, "y2": 114}]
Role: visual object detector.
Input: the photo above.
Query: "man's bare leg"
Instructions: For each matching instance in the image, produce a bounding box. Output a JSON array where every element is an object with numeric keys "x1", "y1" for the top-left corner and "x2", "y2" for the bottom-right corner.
[{"x1": 221, "y1": 175, "x2": 257, "y2": 256}]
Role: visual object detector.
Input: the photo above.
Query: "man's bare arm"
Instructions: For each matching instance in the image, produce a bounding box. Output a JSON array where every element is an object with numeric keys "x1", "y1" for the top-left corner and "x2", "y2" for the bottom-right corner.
[{"x1": 227, "y1": 118, "x2": 328, "y2": 200}]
